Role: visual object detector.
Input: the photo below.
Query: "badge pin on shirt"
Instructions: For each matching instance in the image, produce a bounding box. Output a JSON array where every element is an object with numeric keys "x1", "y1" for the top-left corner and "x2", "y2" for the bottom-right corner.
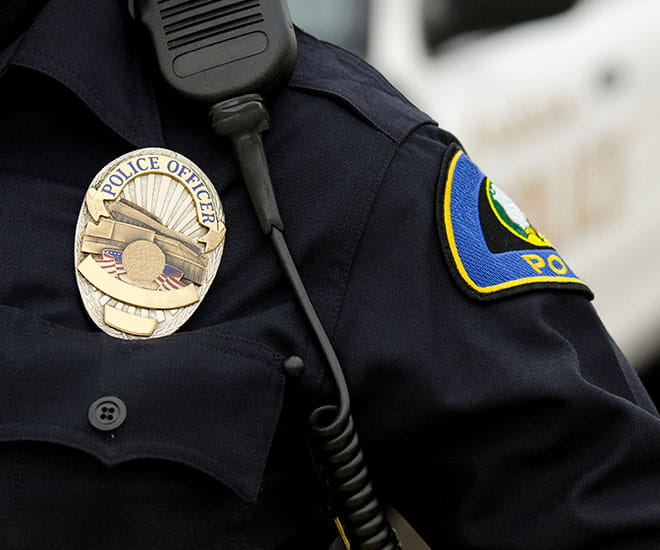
[{"x1": 74, "y1": 148, "x2": 225, "y2": 339}]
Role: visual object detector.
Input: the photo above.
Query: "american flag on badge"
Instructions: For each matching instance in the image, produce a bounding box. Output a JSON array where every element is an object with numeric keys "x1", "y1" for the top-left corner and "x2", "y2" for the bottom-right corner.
[
  {"x1": 96, "y1": 249, "x2": 187, "y2": 291},
  {"x1": 97, "y1": 249, "x2": 126, "y2": 276},
  {"x1": 157, "y1": 265, "x2": 187, "y2": 291}
]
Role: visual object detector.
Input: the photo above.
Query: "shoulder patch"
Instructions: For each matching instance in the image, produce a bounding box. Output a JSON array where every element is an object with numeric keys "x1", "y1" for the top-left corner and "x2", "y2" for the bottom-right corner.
[{"x1": 436, "y1": 144, "x2": 593, "y2": 300}]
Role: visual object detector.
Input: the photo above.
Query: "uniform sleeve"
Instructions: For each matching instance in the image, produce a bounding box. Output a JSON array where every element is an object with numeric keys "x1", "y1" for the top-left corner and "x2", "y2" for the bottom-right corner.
[{"x1": 332, "y1": 122, "x2": 660, "y2": 549}]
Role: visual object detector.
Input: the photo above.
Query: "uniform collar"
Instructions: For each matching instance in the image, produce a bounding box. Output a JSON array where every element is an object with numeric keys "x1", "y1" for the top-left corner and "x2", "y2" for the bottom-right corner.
[{"x1": 0, "y1": 0, "x2": 164, "y2": 147}]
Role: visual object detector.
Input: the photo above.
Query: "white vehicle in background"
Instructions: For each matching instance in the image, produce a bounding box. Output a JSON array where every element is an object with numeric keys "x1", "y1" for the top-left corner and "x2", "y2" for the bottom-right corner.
[{"x1": 289, "y1": 0, "x2": 660, "y2": 371}]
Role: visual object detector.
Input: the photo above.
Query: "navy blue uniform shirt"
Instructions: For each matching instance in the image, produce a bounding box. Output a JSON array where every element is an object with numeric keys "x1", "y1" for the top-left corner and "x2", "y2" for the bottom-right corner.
[{"x1": 2, "y1": 0, "x2": 660, "y2": 548}]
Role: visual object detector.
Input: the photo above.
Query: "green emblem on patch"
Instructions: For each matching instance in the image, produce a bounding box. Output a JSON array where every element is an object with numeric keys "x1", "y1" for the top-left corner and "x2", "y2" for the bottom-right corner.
[{"x1": 487, "y1": 180, "x2": 552, "y2": 248}]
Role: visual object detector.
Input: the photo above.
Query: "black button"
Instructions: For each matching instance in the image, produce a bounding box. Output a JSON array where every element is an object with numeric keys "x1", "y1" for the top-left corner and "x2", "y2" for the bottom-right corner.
[
  {"x1": 283, "y1": 356, "x2": 305, "y2": 377},
  {"x1": 88, "y1": 396, "x2": 127, "y2": 431}
]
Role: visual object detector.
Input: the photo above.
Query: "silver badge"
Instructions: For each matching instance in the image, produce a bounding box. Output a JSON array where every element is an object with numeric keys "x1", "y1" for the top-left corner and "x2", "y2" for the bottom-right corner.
[{"x1": 74, "y1": 148, "x2": 226, "y2": 339}]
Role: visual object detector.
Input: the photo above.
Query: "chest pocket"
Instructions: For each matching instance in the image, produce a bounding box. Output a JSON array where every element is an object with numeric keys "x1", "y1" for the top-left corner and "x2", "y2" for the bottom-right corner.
[{"x1": 0, "y1": 305, "x2": 286, "y2": 549}]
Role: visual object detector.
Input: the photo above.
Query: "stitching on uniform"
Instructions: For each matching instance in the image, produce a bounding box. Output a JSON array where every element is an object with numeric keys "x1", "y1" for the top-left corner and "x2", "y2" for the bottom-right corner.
[
  {"x1": 288, "y1": 84, "x2": 399, "y2": 144},
  {"x1": 1, "y1": 304, "x2": 284, "y2": 363},
  {"x1": 184, "y1": 332, "x2": 285, "y2": 361},
  {"x1": 172, "y1": 341, "x2": 278, "y2": 363},
  {"x1": 289, "y1": 33, "x2": 434, "y2": 145},
  {"x1": 324, "y1": 155, "x2": 397, "y2": 340},
  {"x1": 308, "y1": 121, "x2": 437, "y2": 393},
  {"x1": 0, "y1": 369, "x2": 286, "y2": 502},
  {"x1": 0, "y1": 424, "x2": 265, "y2": 502},
  {"x1": 294, "y1": 30, "x2": 415, "y2": 108},
  {"x1": 288, "y1": 82, "x2": 428, "y2": 146},
  {"x1": 308, "y1": 136, "x2": 398, "y2": 393},
  {"x1": 15, "y1": 48, "x2": 141, "y2": 129},
  {"x1": 329, "y1": 121, "x2": 437, "y2": 336},
  {"x1": 0, "y1": 169, "x2": 78, "y2": 189},
  {"x1": 115, "y1": 337, "x2": 282, "y2": 364},
  {"x1": 13, "y1": 48, "x2": 161, "y2": 143},
  {"x1": 247, "y1": 371, "x2": 282, "y2": 492}
]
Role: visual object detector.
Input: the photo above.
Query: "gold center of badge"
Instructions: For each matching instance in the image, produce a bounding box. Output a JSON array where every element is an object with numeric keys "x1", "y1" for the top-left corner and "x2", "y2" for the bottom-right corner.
[
  {"x1": 74, "y1": 148, "x2": 226, "y2": 339},
  {"x1": 122, "y1": 240, "x2": 166, "y2": 286}
]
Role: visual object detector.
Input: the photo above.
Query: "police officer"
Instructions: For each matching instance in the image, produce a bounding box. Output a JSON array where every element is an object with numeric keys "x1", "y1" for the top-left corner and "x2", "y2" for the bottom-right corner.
[{"x1": 2, "y1": 1, "x2": 660, "y2": 549}]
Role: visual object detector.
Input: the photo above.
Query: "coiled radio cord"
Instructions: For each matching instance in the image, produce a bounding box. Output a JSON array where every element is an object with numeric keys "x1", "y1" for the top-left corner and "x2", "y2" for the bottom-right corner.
[{"x1": 211, "y1": 96, "x2": 400, "y2": 550}]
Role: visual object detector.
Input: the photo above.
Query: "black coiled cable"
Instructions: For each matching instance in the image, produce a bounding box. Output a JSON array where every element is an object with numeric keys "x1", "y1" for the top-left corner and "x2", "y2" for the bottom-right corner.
[
  {"x1": 272, "y1": 229, "x2": 399, "y2": 549},
  {"x1": 310, "y1": 405, "x2": 399, "y2": 550},
  {"x1": 211, "y1": 96, "x2": 400, "y2": 550}
]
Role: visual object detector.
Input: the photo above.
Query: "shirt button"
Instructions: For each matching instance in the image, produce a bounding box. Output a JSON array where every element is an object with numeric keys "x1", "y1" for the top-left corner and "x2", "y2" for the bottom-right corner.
[{"x1": 88, "y1": 396, "x2": 127, "y2": 431}]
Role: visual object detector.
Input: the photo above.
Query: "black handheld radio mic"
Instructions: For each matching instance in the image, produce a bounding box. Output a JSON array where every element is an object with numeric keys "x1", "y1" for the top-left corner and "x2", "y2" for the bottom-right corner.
[
  {"x1": 130, "y1": 0, "x2": 294, "y2": 236},
  {"x1": 131, "y1": 2, "x2": 401, "y2": 548},
  {"x1": 129, "y1": 0, "x2": 297, "y2": 103}
]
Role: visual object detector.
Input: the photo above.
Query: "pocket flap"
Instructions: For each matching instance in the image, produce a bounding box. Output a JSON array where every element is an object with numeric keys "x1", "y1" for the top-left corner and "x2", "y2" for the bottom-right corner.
[{"x1": 0, "y1": 305, "x2": 285, "y2": 503}]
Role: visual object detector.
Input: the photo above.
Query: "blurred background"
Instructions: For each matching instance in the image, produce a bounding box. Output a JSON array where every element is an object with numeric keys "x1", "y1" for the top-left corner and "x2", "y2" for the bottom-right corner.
[{"x1": 288, "y1": 0, "x2": 660, "y2": 399}]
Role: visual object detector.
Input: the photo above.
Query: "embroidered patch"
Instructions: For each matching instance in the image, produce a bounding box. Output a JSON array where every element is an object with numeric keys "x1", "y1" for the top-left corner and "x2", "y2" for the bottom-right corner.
[{"x1": 436, "y1": 144, "x2": 592, "y2": 300}]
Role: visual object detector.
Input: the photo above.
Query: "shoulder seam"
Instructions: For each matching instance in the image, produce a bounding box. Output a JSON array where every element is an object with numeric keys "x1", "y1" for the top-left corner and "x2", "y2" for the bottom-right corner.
[
  {"x1": 309, "y1": 138, "x2": 400, "y2": 393},
  {"x1": 328, "y1": 123, "x2": 434, "y2": 339},
  {"x1": 289, "y1": 31, "x2": 435, "y2": 145},
  {"x1": 286, "y1": 83, "x2": 391, "y2": 144}
]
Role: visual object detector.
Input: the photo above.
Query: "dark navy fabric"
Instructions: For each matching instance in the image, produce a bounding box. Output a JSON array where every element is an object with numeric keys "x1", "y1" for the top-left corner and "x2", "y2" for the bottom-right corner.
[{"x1": 1, "y1": 0, "x2": 660, "y2": 548}]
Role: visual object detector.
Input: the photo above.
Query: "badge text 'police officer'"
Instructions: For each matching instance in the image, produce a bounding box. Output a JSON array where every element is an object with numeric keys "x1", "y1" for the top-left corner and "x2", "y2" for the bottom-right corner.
[{"x1": 74, "y1": 148, "x2": 226, "y2": 339}]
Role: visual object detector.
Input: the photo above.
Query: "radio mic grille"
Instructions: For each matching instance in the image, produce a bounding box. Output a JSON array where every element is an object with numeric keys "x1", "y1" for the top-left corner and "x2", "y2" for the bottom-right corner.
[{"x1": 158, "y1": 0, "x2": 264, "y2": 51}]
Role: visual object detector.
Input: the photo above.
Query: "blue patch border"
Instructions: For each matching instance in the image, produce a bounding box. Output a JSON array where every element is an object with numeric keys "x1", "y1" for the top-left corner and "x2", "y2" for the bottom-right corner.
[{"x1": 436, "y1": 144, "x2": 593, "y2": 300}]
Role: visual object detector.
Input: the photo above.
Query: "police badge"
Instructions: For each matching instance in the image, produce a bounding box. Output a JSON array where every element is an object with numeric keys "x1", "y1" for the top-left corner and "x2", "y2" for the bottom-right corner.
[{"x1": 74, "y1": 148, "x2": 226, "y2": 339}]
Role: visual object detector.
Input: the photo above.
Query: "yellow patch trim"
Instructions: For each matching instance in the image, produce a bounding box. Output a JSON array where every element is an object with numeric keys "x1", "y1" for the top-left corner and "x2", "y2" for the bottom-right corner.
[{"x1": 443, "y1": 151, "x2": 585, "y2": 294}]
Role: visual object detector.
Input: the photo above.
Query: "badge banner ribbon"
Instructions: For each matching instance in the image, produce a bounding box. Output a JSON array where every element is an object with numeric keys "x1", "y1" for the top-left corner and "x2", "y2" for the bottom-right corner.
[{"x1": 85, "y1": 153, "x2": 225, "y2": 253}]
